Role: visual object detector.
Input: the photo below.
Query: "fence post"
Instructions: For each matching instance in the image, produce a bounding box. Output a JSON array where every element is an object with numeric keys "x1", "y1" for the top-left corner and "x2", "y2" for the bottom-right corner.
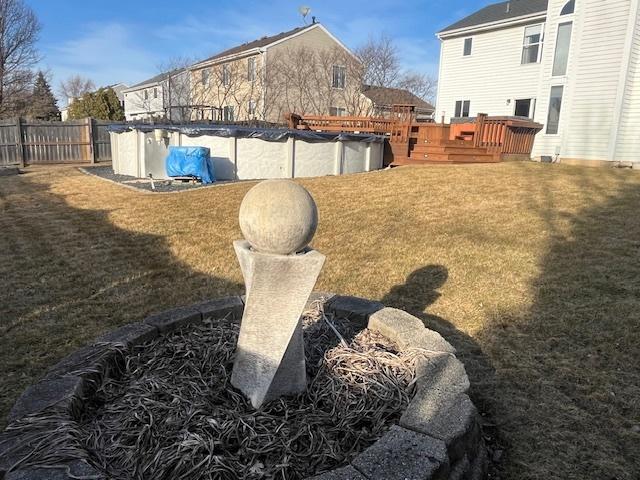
[
  {"x1": 86, "y1": 117, "x2": 96, "y2": 163},
  {"x1": 14, "y1": 117, "x2": 25, "y2": 167}
]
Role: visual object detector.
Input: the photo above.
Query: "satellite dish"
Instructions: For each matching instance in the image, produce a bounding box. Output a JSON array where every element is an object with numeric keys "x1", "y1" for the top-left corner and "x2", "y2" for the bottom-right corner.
[{"x1": 298, "y1": 5, "x2": 311, "y2": 23}]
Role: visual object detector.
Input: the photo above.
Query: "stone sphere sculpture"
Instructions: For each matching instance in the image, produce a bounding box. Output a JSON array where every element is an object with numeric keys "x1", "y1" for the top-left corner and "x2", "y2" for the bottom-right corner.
[{"x1": 239, "y1": 179, "x2": 318, "y2": 255}]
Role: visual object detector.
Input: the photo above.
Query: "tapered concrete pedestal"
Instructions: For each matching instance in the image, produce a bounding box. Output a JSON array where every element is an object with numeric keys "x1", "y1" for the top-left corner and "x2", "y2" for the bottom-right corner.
[{"x1": 231, "y1": 240, "x2": 325, "y2": 408}]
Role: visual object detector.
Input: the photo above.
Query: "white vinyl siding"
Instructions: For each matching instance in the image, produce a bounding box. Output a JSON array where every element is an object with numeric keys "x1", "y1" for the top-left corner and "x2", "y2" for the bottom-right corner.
[
  {"x1": 436, "y1": 22, "x2": 542, "y2": 122},
  {"x1": 613, "y1": 6, "x2": 640, "y2": 161},
  {"x1": 555, "y1": 0, "x2": 630, "y2": 160},
  {"x1": 532, "y1": 0, "x2": 633, "y2": 162}
]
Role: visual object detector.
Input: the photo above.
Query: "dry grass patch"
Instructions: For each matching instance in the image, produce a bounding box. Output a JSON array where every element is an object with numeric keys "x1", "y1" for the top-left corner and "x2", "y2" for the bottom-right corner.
[{"x1": 1, "y1": 162, "x2": 639, "y2": 479}]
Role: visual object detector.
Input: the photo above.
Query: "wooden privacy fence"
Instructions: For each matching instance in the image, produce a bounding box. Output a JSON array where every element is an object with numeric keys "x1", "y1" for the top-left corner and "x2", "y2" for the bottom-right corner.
[{"x1": 0, "y1": 118, "x2": 117, "y2": 167}]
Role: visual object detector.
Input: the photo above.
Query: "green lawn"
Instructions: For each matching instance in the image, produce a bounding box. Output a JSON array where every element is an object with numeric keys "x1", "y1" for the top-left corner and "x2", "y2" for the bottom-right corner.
[{"x1": 1, "y1": 162, "x2": 639, "y2": 479}]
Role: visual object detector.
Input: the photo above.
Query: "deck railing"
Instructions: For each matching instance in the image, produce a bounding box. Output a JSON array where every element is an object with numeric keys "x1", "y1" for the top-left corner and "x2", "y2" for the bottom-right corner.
[
  {"x1": 295, "y1": 111, "x2": 543, "y2": 160},
  {"x1": 299, "y1": 115, "x2": 394, "y2": 135}
]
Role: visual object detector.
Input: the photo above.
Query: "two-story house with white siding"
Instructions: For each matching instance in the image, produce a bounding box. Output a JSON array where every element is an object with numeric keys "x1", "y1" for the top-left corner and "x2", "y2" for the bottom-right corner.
[
  {"x1": 123, "y1": 69, "x2": 190, "y2": 122},
  {"x1": 436, "y1": 0, "x2": 640, "y2": 166}
]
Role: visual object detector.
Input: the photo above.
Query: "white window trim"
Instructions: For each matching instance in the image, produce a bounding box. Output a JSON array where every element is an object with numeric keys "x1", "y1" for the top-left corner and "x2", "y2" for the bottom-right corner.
[
  {"x1": 454, "y1": 99, "x2": 470, "y2": 117},
  {"x1": 513, "y1": 98, "x2": 536, "y2": 118},
  {"x1": 544, "y1": 86, "x2": 564, "y2": 136},
  {"x1": 463, "y1": 37, "x2": 473, "y2": 56},
  {"x1": 551, "y1": 21, "x2": 573, "y2": 78},
  {"x1": 521, "y1": 23, "x2": 544, "y2": 65}
]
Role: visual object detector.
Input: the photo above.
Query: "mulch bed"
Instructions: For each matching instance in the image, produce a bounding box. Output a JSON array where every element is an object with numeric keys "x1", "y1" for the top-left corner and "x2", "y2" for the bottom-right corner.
[{"x1": 2, "y1": 305, "x2": 428, "y2": 480}]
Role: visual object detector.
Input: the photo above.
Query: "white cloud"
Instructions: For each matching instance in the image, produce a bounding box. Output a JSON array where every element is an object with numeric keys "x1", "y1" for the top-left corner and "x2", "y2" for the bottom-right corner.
[{"x1": 40, "y1": 22, "x2": 158, "y2": 102}]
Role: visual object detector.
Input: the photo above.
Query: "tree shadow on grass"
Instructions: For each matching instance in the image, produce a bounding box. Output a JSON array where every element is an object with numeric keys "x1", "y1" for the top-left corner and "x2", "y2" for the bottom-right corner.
[
  {"x1": 0, "y1": 172, "x2": 244, "y2": 427},
  {"x1": 475, "y1": 180, "x2": 640, "y2": 480}
]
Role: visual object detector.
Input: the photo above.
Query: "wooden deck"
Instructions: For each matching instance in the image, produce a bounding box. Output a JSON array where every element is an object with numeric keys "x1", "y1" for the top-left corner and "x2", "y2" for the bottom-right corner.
[{"x1": 292, "y1": 110, "x2": 542, "y2": 165}]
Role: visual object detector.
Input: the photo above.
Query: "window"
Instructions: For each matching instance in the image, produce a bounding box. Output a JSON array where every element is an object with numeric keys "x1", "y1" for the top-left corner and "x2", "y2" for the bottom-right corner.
[
  {"x1": 153, "y1": 87, "x2": 158, "y2": 99},
  {"x1": 514, "y1": 98, "x2": 535, "y2": 118},
  {"x1": 201, "y1": 68, "x2": 209, "y2": 86},
  {"x1": 222, "y1": 65, "x2": 231, "y2": 87},
  {"x1": 144, "y1": 90, "x2": 148, "y2": 100},
  {"x1": 247, "y1": 58, "x2": 256, "y2": 82},
  {"x1": 454, "y1": 100, "x2": 470, "y2": 117},
  {"x1": 329, "y1": 106, "x2": 346, "y2": 116},
  {"x1": 552, "y1": 22, "x2": 572, "y2": 76},
  {"x1": 463, "y1": 38, "x2": 473, "y2": 56},
  {"x1": 248, "y1": 99, "x2": 256, "y2": 116},
  {"x1": 223, "y1": 105, "x2": 234, "y2": 122},
  {"x1": 522, "y1": 24, "x2": 543, "y2": 64},
  {"x1": 546, "y1": 86, "x2": 563, "y2": 134},
  {"x1": 332, "y1": 65, "x2": 346, "y2": 89},
  {"x1": 560, "y1": 0, "x2": 575, "y2": 15}
]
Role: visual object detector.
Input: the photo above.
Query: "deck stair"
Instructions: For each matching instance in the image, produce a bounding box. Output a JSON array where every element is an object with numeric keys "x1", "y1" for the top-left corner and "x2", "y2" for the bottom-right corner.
[{"x1": 404, "y1": 139, "x2": 500, "y2": 164}]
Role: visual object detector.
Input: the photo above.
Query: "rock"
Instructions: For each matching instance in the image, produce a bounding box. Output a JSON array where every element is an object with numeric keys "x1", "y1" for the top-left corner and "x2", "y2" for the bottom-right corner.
[
  {"x1": 239, "y1": 179, "x2": 318, "y2": 255},
  {"x1": 144, "y1": 305, "x2": 202, "y2": 333},
  {"x1": 193, "y1": 296, "x2": 244, "y2": 321},
  {"x1": 351, "y1": 425, "x2": 449, "y2": 480},
  {"x1": 400, "y1": 390, "x2": 478, "y2": 462},
  {"x1": 7, "y1": 376, "x2": 83, "y2": 423},
  {"x1": 5, "y1": 460, "x2": 104, "y2": 479},
  {"x1": 95, "y1": 322, "x2": 158, "y2": 348},
  {"x1": 325, "y1": 295, "x2": 383, "y2": 327},
  {"x1": 306, "y1": 465, "x2": 367, "y2": 479},
  {"x1": 368, "y1": 308, "x2": 455, "y2": 353}
]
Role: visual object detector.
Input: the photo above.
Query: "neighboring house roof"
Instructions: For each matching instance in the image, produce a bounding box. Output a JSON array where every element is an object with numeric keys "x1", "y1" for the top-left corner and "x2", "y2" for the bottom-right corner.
[
  {"x1": 439, "y1": 0, "x2": 548, "y2": 34},
  {"x1": 199, "y1": 24, "x2": 314, "y2": 64},
  {"x1": 362, "y1": 85, "x2": 434, "y2": 112},
  {"x1": 125, "y1": 69, "x2": 185, "y2": 91}
]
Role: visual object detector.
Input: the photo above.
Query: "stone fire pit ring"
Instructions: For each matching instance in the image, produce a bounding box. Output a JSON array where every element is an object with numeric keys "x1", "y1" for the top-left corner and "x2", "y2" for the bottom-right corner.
[{"x1": 0, "y1": 293, "x2": 487, "y2": 480}]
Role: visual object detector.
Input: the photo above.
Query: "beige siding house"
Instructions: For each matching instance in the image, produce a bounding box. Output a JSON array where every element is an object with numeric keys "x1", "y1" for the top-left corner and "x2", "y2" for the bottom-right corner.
[
  {"x1": 189, "y1": 22, "x2": 360, "y2": 123},
  {"x1": 436, "y1": 0, "x2": 640, "y2": 166}
]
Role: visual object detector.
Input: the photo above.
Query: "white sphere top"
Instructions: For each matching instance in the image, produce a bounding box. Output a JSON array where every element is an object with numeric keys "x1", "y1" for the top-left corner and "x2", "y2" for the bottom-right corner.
[{"x1": 239, "y1": 179, "x2": 318, "y2": 255}]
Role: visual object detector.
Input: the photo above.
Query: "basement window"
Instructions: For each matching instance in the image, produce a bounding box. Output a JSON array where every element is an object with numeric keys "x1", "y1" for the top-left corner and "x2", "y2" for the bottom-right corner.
[
  {"x1": 514, "y1": 98, "x2": 535, "y2": 118},
  {"x1": 454, "y1": 100, "x2": 470, "y2": 117}
]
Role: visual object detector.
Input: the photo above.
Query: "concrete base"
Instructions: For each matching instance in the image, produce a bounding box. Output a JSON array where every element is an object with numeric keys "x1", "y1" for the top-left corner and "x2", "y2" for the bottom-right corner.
[{"x1": 231, "y1": 240, "x2": 325, "y2": 408}]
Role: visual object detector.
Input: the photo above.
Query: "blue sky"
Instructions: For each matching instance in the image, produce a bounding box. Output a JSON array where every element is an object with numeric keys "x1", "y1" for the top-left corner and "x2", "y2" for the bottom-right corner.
[{"x1": 30, "y1": 0, "x2": 492, "y2": 101}]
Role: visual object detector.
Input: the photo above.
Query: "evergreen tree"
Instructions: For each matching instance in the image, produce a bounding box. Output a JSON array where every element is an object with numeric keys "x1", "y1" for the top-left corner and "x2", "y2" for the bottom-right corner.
[
  {"x1": 68, "y1": 87, "x2": 124, "y2": 121},
  {"x1": 28, "y1": 72, "x2": 60, "y2": 120}
]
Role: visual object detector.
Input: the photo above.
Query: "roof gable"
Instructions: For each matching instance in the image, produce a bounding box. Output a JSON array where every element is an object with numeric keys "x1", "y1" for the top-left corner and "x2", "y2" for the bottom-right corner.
[
  {"x1": 197, "y1": 24, "x2": 315, "y2": 65},
  {"x1": 126, "y1": 69, "x2": 185, "y2": 91},
  {"x1": 439, "y1": 0, "x2": 547, "y2": 34},
  {"x1": 362, "y1": 85, "x2": 434, "y2": 111}
]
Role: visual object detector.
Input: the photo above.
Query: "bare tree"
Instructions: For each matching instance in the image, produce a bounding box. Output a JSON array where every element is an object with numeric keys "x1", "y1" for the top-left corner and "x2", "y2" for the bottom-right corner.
[
  {"x1": 58, "y1": 74, "x2": 95, "y2": 102},
  {"x1": 157, "y1": 57, "x2": 194, "y2": 121},
  {"x1": 396, "y1": 71, "x2": 437, "y2": 103},
  {"x1": 0, "y1": 0, "x2": 40, "y2": 118},
  {"x1": 355, "y1": 33, "x2": 400, "y2": 88}
]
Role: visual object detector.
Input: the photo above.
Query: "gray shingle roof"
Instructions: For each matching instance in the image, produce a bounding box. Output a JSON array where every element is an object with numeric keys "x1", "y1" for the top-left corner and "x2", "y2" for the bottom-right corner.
[
  {"x1": 127, "y1": 69, "x2": 185, "y2": 90},
  {"x1": 439, "y1": 0, "x2": 548, "y2": 34},
  {"x1": 198, "y1": 24, "x2": 315, "y2": 64},
  {"x1": 362, "y1": 85, "x2": 434, "y2": 112}
]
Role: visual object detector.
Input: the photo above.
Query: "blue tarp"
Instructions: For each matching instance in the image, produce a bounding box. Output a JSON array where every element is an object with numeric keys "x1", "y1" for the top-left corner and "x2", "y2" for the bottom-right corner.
[{"x1": 165, "y1": 146, "x2": 215, "y2": 184}]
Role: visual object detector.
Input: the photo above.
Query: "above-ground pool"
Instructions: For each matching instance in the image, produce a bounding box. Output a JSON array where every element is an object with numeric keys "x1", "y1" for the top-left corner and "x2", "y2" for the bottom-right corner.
[{"x1": 109, "y1": 125, "x2": 385, "y2": 181}]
